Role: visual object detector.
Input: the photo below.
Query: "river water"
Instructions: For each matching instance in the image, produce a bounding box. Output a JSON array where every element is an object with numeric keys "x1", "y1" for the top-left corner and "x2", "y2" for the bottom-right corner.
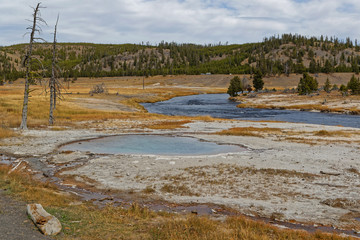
[{"x1": 142, "y1": 94, "x2": 360, "y2": 128}]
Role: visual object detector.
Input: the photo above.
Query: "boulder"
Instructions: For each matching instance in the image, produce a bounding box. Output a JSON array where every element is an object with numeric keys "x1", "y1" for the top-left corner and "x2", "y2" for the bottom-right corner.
[{"x1": 27, "y1": 203, "x2": 62, "y2": 235}]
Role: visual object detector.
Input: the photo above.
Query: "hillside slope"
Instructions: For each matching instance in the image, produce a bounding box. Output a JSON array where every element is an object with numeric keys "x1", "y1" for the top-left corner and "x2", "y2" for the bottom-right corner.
[{"x1": 1, "y1": 34, "x2": 360, "y2": 83}]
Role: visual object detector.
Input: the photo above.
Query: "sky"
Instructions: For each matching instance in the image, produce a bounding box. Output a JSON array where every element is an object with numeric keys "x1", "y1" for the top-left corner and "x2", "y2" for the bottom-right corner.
[{"x1": 1, "y1": 0, "x2": 360, "y2": 46}]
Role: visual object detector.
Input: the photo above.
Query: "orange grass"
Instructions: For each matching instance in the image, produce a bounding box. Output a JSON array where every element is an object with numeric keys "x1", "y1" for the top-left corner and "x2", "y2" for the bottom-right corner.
[
  {"x1": 314, "y1": 130, "x2": 353, "y2": 137},
  {"x1": 151, "y1": 215, "x2": 354, "y2": 240},
  {"x1": 216, "y1": 127, "x2": 283, "y2": 137},
  {"x1": 0, "y1": 127, "x2": 17, "y2": 139},
  {"x1": 0, "y1": 77, "x2": 221, "y2": 129}
]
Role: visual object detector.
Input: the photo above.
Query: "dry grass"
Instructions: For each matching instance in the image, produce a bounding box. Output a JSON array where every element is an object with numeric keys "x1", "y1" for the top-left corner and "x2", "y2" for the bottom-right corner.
[
  {"x1": 144, "y1": 120, "x2": 192, "y2": 130},
  {"x1": 183, "y1": 164, "x2": 318, "y2": 182},
  {"x1": 0, "y1": 165, "x2": 73, "y2": 207},
  {"x1": 347, "y1": 167, "x2": 360, "y2": 176},
  {"x1": 142, "y1": 185, "x2": 156, "y2": 194},
  {"x1": 321, "y1": 198, "x2": 360, "y2": 209},
  {"x1": 0, "y1": 77, "x2": 221, "y2": 131},
  {"x1": 160, "y1": 183, "x2": 200, "y2": 196},
  {"x1": 216, "y1": 126, "x2": 359, "y2": 145},
  {"x1": 0, "y1": 127, "x2": 17, "y2": 139},
  {"x1": 151, "y1": 215, "x2": 353, "y2": 240},
  {"x1": 314, "y1": 130, "x2": 353, "y2": 137},
  {"x1": 216, "y1": 127, "x2": 283, "y2": 137}
]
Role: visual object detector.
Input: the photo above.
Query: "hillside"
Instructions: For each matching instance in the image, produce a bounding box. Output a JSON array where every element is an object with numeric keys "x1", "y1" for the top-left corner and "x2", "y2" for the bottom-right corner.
[{"x1": 1, "y1": 34, "x2": 360, "y2": 83}]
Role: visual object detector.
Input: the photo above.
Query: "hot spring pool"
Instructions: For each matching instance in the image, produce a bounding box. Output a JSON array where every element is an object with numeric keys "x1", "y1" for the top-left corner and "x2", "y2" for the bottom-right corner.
[{"x1": 60, "y1": 135, "x2": 245, "y2": 156}]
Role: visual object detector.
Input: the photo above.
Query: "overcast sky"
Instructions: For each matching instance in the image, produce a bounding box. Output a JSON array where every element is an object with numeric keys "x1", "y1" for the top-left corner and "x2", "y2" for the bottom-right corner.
[{"x1": 1, "y1": 0, "x2": 360, "y2": 46}]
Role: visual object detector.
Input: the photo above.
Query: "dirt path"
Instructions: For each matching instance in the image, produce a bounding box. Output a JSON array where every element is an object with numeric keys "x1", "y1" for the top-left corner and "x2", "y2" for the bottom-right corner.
[{"x1": 0, "y1": 190, "x2": 53, "y2": 240}]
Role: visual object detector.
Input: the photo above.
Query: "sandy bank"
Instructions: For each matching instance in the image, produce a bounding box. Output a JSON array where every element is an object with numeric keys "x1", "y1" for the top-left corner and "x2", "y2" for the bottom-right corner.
[{"x1": 235, "y1": 92, "x2": 360, "y2": 115}]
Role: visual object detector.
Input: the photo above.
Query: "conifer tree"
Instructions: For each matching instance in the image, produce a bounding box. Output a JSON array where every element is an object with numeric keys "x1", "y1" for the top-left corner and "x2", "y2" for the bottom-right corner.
[
  {"x1": 339, "y1": 84, "x2": 347, "y2": 93},
  {"x1": 298, "y1": 73, "x2": 318, "y2": 95},
  {"x1": 227, "y1": 76, "x2": 242, "y2": 97},
  {"x1": 323, "y1": 78, "x2": 332, "y2": 93},
  {"x1": 347, "y1": 75, "x2": 360, "y2": 94},
  {"x1": 253, "y1": 70, "x2": 264, "y2": 91}
]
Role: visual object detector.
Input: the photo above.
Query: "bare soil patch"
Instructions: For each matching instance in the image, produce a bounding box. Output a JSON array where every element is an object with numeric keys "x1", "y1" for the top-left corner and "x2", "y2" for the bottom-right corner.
[{"x1": 0, "y1": 190, "x2": 53, "y2": 240}]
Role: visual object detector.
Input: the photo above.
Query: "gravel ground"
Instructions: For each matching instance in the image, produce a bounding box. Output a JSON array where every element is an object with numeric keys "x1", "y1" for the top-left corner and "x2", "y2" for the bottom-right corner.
[{"x1": 0, "y1": 190, "x2": 53, "y2": 240}]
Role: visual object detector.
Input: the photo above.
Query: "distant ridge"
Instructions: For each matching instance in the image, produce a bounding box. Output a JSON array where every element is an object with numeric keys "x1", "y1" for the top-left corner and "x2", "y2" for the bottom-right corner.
[{"x1": 1, "y1": 34, "x2": 360, "y2": 82}]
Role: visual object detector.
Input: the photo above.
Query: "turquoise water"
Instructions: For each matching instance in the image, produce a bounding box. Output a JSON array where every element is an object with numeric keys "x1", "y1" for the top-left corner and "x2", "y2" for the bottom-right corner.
[{"x1": 61, "y1": 135, "x2": 245, "y2": 155}]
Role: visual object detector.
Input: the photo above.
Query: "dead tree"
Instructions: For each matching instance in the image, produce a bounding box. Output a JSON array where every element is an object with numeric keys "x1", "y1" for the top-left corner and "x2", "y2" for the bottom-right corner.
[
  {"x1": 49, "y1": 15, "x2": 61, "y2": 125},
  {"x1": 20, "y1": 3, "x2": 46, "y2": 130}
]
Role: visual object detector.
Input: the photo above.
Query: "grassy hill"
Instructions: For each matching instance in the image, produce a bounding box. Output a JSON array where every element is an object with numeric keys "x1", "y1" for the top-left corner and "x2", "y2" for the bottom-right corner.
[{"x1": 1, "y1": 34, "x2": 360, "y2": 83}]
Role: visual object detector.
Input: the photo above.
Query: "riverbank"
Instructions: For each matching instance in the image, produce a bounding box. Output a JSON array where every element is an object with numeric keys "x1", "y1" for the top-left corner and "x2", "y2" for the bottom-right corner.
[{"x1": 235, "y1": 91, "x2": 360, "y2": 115}]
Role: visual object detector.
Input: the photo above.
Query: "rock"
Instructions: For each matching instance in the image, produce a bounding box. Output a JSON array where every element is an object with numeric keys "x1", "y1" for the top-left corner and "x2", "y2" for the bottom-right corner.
[{"x1": 27, "y1": 204, "x2": 62, "y2": 235}]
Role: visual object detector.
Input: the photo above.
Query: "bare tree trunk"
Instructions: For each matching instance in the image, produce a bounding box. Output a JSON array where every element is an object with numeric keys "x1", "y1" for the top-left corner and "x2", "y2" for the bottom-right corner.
[
  {"x1": 49, "y1": 15, "x2": 59, "y2": 125},
  {"x1": 20, "y1": 3, "x2": 41, "y2": 130}
]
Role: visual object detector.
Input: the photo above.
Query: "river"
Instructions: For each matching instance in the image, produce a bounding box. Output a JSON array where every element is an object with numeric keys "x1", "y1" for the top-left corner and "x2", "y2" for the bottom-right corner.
[{"x1": 142, "y1": 93, "x2": 360, "y2": 128}]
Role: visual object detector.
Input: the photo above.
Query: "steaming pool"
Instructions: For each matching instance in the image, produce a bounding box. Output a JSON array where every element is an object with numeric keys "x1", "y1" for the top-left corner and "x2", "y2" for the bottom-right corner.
[{"x1": 60, "y1": 135, "x2": 245, "y2": 156}]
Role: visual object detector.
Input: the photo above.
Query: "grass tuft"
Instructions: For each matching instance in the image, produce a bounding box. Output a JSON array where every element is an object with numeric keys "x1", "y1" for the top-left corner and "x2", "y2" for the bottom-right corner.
[
  {"x1": 314, "y1": 130, "x2": 352, "y2": 137},
  {"x1": 161, "y1": 183, "x2": 200, "y2": 196},
  {"x1": 0, "y1": 127, "x2": 17, "y2": 139},
  {"x1": 145, "y1": 120, "x2": 191, "y2": 130},
  {"x1": 216, "y1": 127, "x2": 282, "y2": 137}
]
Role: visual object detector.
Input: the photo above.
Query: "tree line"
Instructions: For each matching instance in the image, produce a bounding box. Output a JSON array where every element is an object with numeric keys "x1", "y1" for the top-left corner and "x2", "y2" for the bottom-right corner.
[
  {"x1": 2, "y1": 34, "x2": 360, "y2": 83},
  {"x1": 227, "y1": 73, "x2": 360, "y2": 97}
]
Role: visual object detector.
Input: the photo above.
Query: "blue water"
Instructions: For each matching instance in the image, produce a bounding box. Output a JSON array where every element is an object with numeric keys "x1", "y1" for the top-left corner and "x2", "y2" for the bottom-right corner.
[
  {"x1": 61, "y1": 135, "x2": 245, "y2": 155},
  {"x1": 142, "y1": 94, "x2": 360, "y2": 128}
]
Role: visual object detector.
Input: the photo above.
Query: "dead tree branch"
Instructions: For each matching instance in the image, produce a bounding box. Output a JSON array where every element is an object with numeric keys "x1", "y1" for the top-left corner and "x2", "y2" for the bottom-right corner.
[
  {"x1": 49, "y1": 14, "x2": 62, "y2": 125},
  {"x1": 20, "y1": 2, "x2": 47, "y2": 130}
]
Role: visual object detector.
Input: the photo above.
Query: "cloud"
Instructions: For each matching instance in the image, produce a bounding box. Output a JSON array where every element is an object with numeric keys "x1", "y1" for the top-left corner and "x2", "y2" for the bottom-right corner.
[{"x1": 0, "y1": 0, "x2": 360, "y2": 46}]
